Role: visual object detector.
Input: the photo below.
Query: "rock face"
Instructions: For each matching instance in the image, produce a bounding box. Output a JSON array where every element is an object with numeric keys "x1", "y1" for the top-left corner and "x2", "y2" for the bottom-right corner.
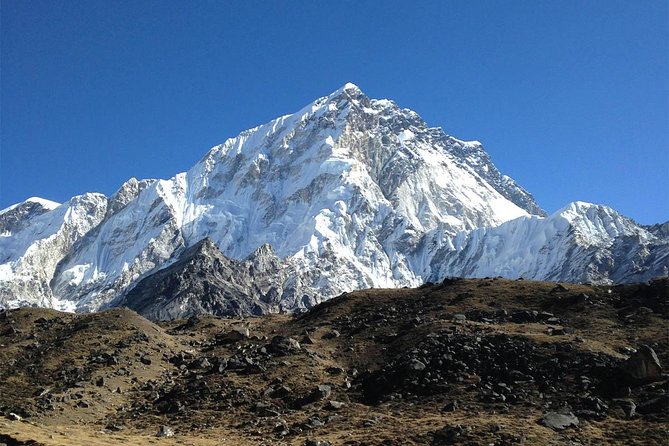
[
  {"x1": 116, "y1": 238, "x2": 316, "y2": 319},
  {"x1": 1, "y1": 83, "x2": 668, "y2": 318}
]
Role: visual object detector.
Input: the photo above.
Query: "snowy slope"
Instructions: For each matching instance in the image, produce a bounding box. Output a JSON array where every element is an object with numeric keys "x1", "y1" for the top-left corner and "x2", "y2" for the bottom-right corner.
[
  {"x1": 426, "y1": 202, "x2": 668, "y2": 284},
  {"x1": 0, "y1": 84, "x2": 666, "y2": 316},
  {"x1": 0, "y1": 194, "x2": 108, "y2": 309}
]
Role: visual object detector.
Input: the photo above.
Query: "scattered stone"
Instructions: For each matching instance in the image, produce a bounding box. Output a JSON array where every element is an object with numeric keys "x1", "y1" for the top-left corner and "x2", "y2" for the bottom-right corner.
[
  {"x1": 140, "y1": 356, "x2": 152, "y2": 365},
  {"x1": 433, "y1": 424, "x2": 468, "y2": 443},
  {"x1": 323, "y1": 330, "x2": 340, "y2": 340},
  {"x1": 325, "y1": 366, "x2": 344, "y2": 375},
  {"x1": 315, "y1": 384, "x2": 332, "y2": 399},
  {"x1": 540, "y1": 411, "x2": 579, "y2": 430},
  {"x1": 511, "y1": 310, "x2": 539, "y2": 323},
  {"x1": 407, "y1": 359, "x2": 426, "y2": 371},
  {"x1": 270, "y1": 336, "x2": 302, "y2": 355},
  {"x1": 197, "y1": 357, "x2": 212, "y2": 369},
  {"x1": 297, "y1": 384, "x2": 332, "y2": 407},
  {"x1": 216, "y1": 326, "x2": 250, "y2": 344},
  {"x1": 158, "y1": 425, "x2": 174, "y2": 437},
  {"x1": 326, "y1": 400, "x2": 345, "y2": 410},
  {"x1": 214, "y1": 357, "x2": 228, "y2": 373},
  {"x1": 362, "y1": 417, "x2": 380, "y2": 427},
  {"x1": 304, "y1": 416, "x2": 325, "y2": 429},
  {"x1": 441, "y1": 400, "x2": 458, "y2": 412},
  {"x1": 305, "y1": 440, "x2": 331, "y2": 446},
  {"x1": 270, "y1": 385, "x2": 292, "y2": 399}
]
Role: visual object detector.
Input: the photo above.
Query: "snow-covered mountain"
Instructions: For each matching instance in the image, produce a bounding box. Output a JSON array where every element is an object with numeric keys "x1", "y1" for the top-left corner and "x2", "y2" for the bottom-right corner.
[{"x1": 1, "y1": 84, "x2": 667, "y2": 317}]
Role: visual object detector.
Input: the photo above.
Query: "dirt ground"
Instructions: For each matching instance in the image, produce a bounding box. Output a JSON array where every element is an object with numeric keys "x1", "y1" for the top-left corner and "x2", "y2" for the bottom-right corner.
[{"x1": 0, "y1": 278, "x2": 667, "y2": 445}]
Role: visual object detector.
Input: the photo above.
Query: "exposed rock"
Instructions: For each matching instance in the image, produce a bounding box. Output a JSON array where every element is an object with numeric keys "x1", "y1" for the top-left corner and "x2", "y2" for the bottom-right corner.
[
  {"x1": 636, "y1": 396, "x2": 669, "y2": 415},
  {"x1": 116, "y1": 240, "x2": 306, "y2": 320},
  {"x1": 158, "y1": 425, "x2": 174, "y2": 437},
  {"x1": 433, "y1": 424, "x2": 468, "y2": 443},
  {"x1": 326, "y1": 400, "x2": 345, "y2": 410},
  {"x1": 620, "y1": 345, "x2": 663, "y2": 383},
  {"x1": 613, "y1": 399, "x2": 636, "y2": 418},
  {"x1": 540, "y1": 411, "x2": 579, "y2": 430},
  {"x1": 298, "y1": 385, "x2": 332, "y2": 407},
  {"x1": 323, "y1": 330, "x2": 340, "y2": 340},
  {"x1": 215, "y1": 326, "x2": 250, "y2": 344},
  {"x1": 441, "y1": 400, "x2": 458, "y2": 412},
  {"x1": 305, "y1": 440, "x2": 331, "y2": 446},
  {"x1": 270, "y1": 336, "x2": 301, "y2": 355}
]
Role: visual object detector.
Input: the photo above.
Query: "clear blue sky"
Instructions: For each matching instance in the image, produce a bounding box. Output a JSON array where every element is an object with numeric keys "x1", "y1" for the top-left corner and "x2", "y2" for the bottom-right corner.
[{"x1": 1, "y1": 0, "x2": 667, "y2": 224}]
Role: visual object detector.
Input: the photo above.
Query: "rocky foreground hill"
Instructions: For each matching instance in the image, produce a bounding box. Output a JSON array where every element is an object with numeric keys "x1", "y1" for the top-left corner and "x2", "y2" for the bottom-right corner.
[{"x1": 0, "y1": 278, "x2": 667, "y2": 445}]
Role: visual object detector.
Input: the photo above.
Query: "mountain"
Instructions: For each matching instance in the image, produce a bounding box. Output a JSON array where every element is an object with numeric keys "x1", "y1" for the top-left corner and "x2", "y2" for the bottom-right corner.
[
  {"x1": 427, "y1": 201, "x2": 668, "y2": 284},
  {"x1": 1, "y1": 83, "x2": 667, "y2": 318}
]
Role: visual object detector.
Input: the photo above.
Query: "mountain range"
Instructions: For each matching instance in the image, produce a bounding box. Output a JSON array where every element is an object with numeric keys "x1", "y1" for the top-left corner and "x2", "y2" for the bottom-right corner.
[{"x1": 1, "y1": 83, "x2": 667, "y2": 319}]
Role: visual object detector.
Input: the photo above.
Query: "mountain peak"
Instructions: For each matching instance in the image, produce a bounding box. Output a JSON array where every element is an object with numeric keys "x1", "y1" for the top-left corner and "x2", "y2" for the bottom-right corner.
[
  {"x1": 0, "y1": 197, "x2": 60, "y2": 216},
  {"x1": 334, "y1": 82, "x2": 362, "y2": 95},
  {"x1": 322, "y1": 82, "x2": 366, "y2": 106}
]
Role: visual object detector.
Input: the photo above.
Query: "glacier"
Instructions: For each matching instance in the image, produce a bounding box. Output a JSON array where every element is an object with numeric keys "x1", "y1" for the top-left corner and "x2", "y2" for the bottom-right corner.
[{"x1": 1, "y1": 83, "x2": 667, "y2": 318}]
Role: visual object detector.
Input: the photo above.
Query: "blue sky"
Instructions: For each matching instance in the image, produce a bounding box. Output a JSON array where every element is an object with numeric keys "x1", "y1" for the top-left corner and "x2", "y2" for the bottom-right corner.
[{"x1": 1, "y1": 0, "x2": 667, "y2": 224}]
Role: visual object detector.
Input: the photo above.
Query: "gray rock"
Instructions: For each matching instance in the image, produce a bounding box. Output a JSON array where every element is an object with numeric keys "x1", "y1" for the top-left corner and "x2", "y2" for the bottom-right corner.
[
  {"x1": 158, "y1": 425, "x2": 174, "y2": 437},
  {"x1": 323, "y1": 330, "x2": 340, "y2": 339},
  {"x1": 305, "y1": 439, "x2": 331, "y2": 446},
  {"x1": 452, "y1": 314, "x2": 467, "y2": 322},
  {"x1": 270, "y1": 336, "x2": 302, "y2": 355},
  {"x1": 442, "y1": 400, "x2": 458, "y2": 412},
  {"x1": 216, "y1": 326, "x2": 250, "y2": 344},
  {"x1": 613, "y1": 398, "x2": 636, "y2": 418},
  {"x1": 620, "y1": 345, "x2": 663, "y2": 383},
  {"x1": 326, "y1": 400, "x2": 345, "y2": 410},
  {"x1": 637, "y1": 396, "x2": 669, "y2": 415},
  {"x1": 433, "y1": 424, "x2": 468, "y2": 442},
  {"x1": 408, "y1": 359, "x2": 426, "y2": 371},
  {"x1": 540, "y1": 411, "x2": 579, "y2": 430},
  {"x1": 316, "y1": 384, "x2": 332, "y2": 399}
]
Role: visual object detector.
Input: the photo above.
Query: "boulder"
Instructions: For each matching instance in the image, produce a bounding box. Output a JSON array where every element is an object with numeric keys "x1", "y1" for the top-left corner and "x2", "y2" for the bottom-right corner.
[
  {"x1": 612, "y1": 399, "x2": 636, "y2": 418},
  {"x1": 620, "y1": 345, "x2": 663, "y2": 383},
  {"x1": 270, "y1": 336, "x2": 302, "y2": 355},
  {"x1": 637, "y1": 396, "x2": 669, "y2": 415},
  {"x1": 540, "y1": 411, "x2": 579, "y2": 430}
]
